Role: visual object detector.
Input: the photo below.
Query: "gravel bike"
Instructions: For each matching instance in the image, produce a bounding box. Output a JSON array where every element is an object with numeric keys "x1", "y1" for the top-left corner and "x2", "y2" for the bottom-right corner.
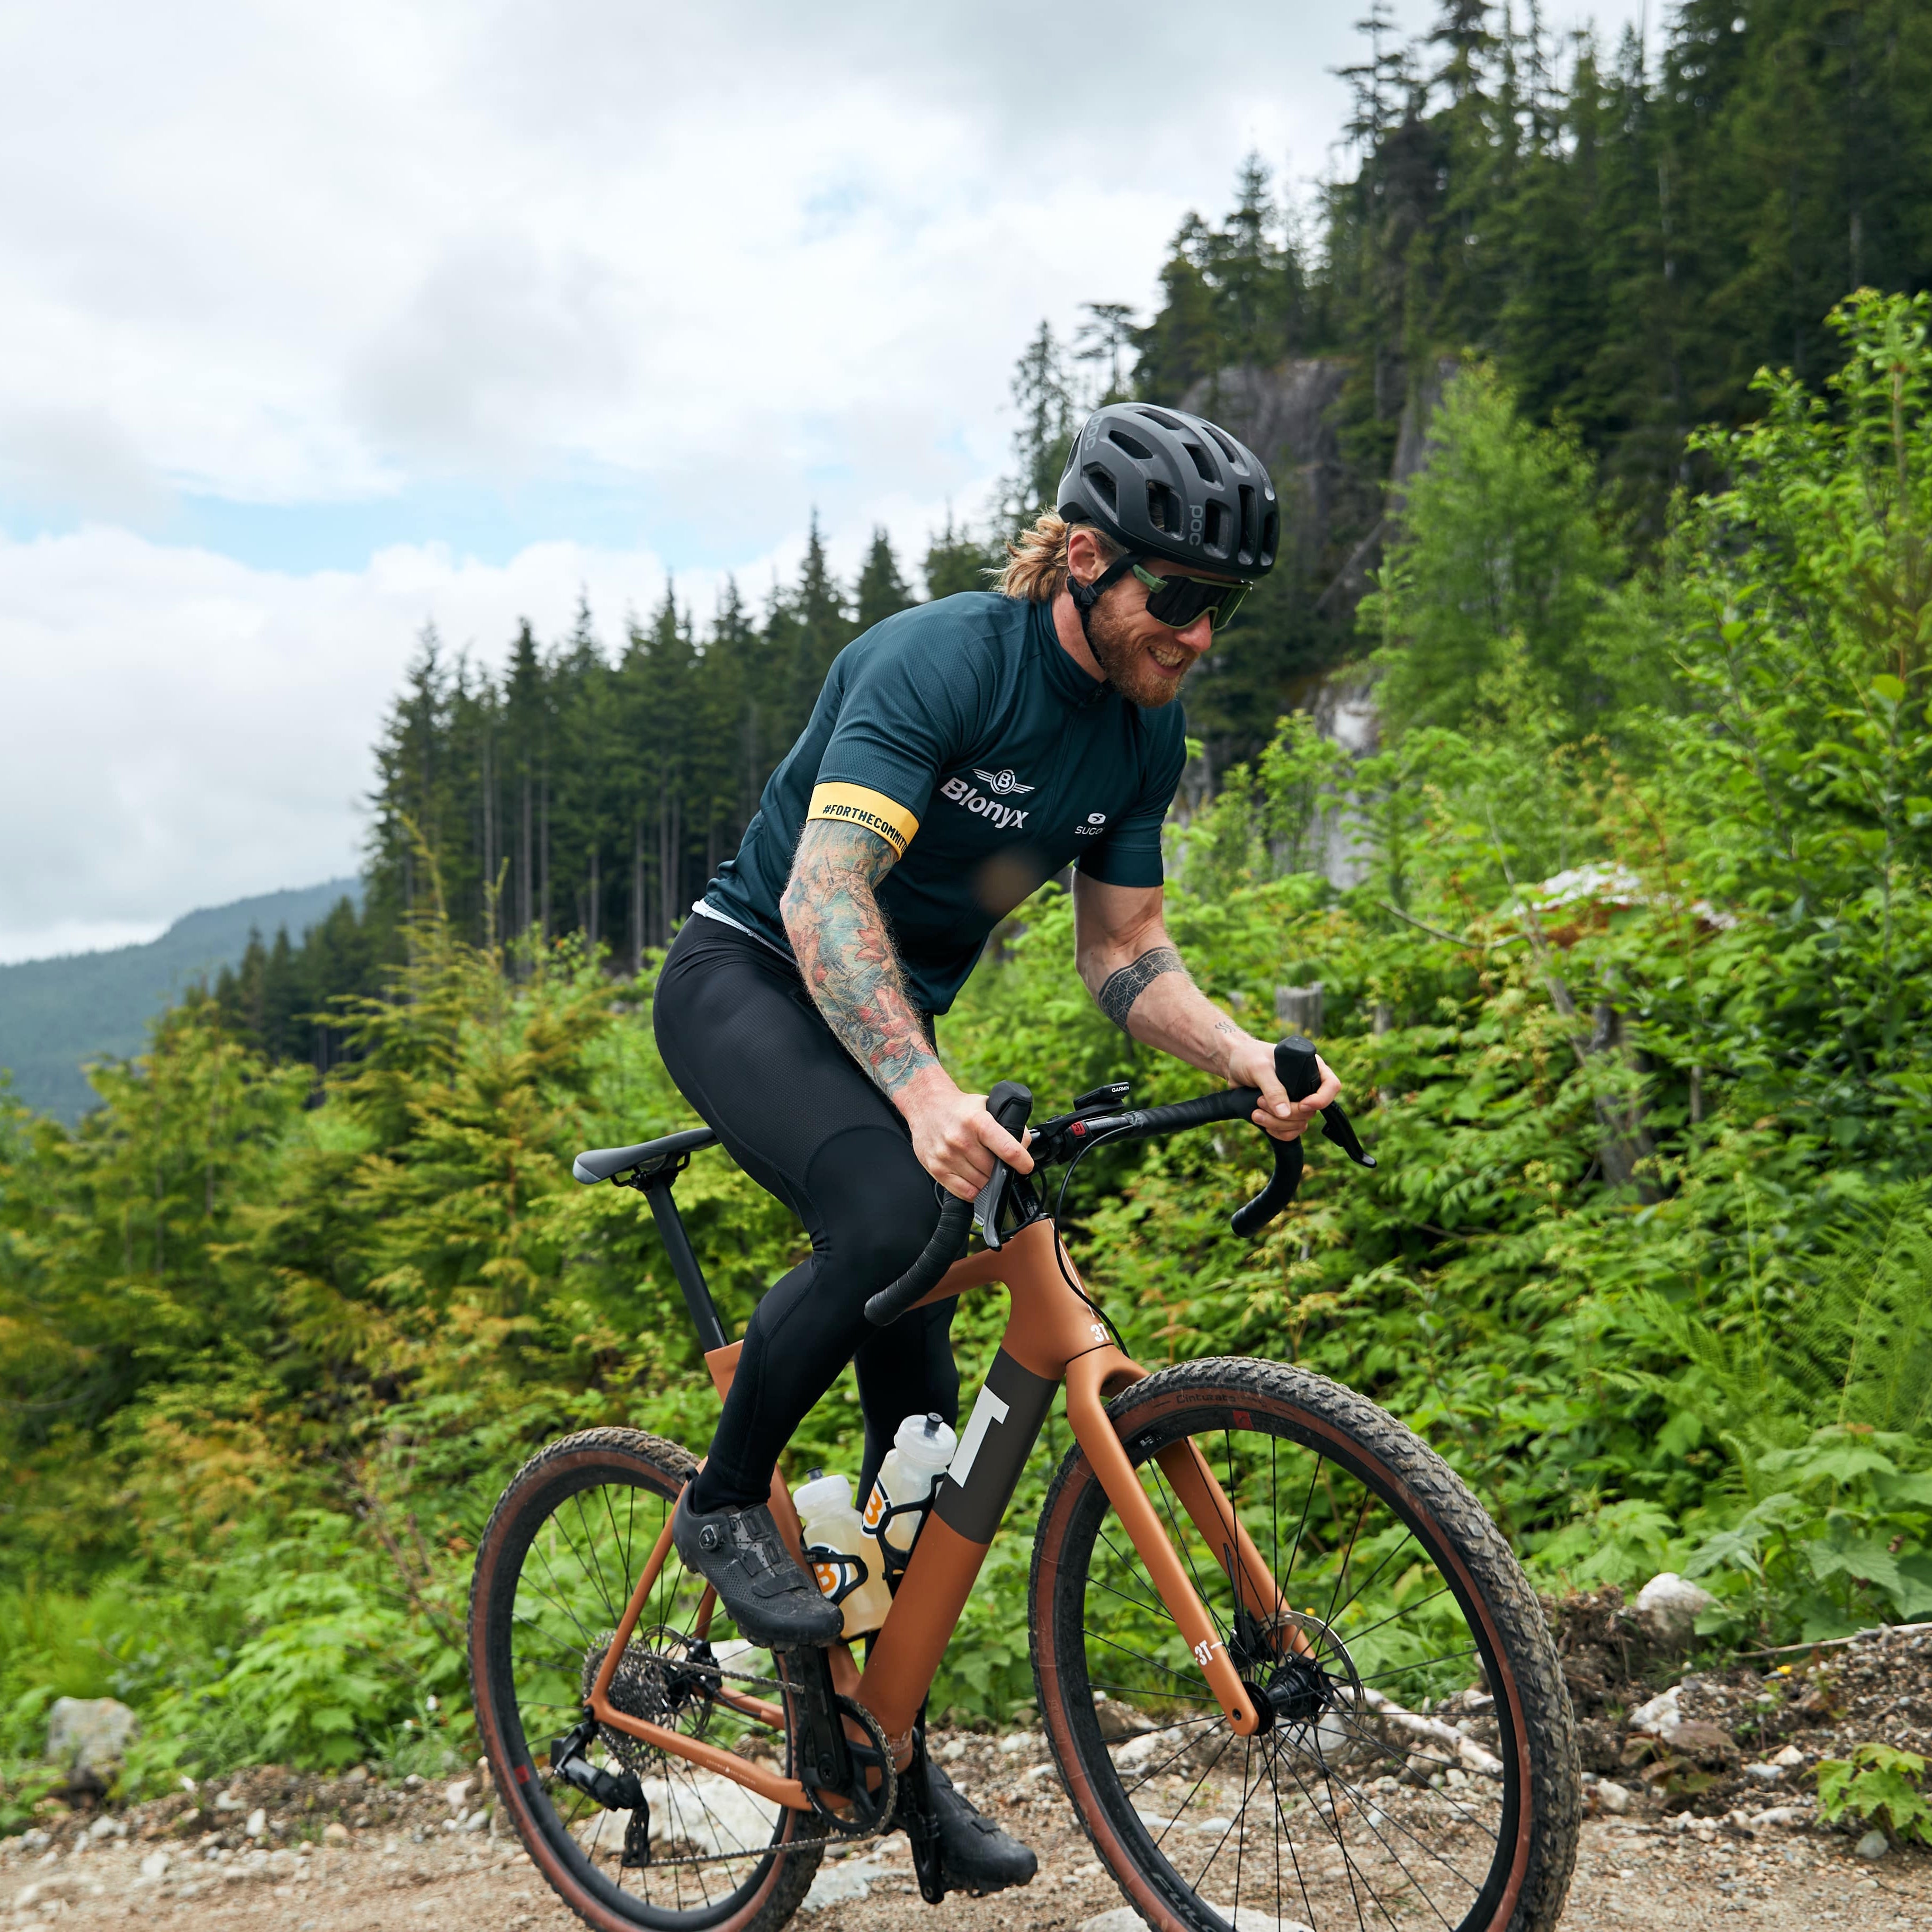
[{"x1": 468, "y1": 1039, "x2": 1580, "y2": 1932}]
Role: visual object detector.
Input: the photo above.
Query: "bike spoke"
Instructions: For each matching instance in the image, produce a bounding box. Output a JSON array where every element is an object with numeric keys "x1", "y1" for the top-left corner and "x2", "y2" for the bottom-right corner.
[{"x1": 1072, "y1": 1399, "x2": 1526, "y2": 1932}]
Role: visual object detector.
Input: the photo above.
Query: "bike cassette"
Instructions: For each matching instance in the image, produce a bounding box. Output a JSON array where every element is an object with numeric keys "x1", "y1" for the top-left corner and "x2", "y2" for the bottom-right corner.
[
  {"x1": 580, "y1": 1627, "x2": 724, "y2": 1772},
  {"x1": 803, "y1": 1694, "x2": 898, "y2": 1839}
]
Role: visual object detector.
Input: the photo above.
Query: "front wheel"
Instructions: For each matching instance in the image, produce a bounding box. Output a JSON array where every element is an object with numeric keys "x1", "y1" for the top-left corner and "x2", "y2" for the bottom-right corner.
[{"x1": 1031, "y1": 1358, "x2": 1579, "y2": 1932}]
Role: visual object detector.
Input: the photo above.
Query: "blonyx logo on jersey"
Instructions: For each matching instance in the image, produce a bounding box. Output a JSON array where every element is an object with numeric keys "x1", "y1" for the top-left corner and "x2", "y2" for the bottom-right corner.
[
  {"x1": 973, "y1": 767, "x2": 1034, "y2": 798},
  {"x1": 942, "y1": 771, "x2": 1032, "y2": 829}
]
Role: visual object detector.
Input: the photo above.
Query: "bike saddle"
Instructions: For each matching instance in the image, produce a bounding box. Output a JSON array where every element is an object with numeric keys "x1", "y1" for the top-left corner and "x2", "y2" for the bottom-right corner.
[{"x1": 573, "y1": 1125, "x2": 718, "y2": 1184}]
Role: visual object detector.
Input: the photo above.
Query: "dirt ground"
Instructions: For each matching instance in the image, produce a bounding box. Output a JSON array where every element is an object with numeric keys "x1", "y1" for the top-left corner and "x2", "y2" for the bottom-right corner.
[
  {"x1": 11, "y1": 1615, "x2": 1932, "y2": 1931},
  {"x1": 5, "y1": 1774, "x2": 1928, "y2": 1931}
]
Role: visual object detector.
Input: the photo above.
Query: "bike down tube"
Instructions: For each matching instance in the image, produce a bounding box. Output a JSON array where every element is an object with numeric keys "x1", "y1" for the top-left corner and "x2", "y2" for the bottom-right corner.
[{"x1": 855, "y1": 1220, "x2": 1264, "y2": 1746}]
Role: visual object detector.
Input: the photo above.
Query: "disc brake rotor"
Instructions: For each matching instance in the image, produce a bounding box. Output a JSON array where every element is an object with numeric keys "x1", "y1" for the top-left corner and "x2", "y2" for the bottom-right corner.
[{"x1": 1237, "y1": 1608, "x2": 1367, "y2": 1769}]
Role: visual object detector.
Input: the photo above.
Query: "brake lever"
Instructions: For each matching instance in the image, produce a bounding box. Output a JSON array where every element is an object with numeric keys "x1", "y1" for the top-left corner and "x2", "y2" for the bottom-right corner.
[
  {"x1": 1275, "y1": 1037, "x2": 1375, "y2": 1168},
  {"x1": 971, "y1": 1080, "x2": 1034, "y2": 1251},
  {"x1": 1229, "y1": 1039, "x2": 1376, "y2": 1239}
]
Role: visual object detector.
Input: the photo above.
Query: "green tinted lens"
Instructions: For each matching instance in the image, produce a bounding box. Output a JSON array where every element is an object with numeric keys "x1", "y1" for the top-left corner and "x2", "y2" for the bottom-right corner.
[{"x1": 1133, "y1": 564, "x2": 1249, "y2": 631}]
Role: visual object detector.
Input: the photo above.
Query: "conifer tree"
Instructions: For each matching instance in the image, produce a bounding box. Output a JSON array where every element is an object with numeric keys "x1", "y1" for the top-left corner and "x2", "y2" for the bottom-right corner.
[
  {"x1": 923, "y1": 510, "x2": 995, "y2": 601},
  {"x1": 854, "y1": 527, "x2": 915, "y2": 632}
]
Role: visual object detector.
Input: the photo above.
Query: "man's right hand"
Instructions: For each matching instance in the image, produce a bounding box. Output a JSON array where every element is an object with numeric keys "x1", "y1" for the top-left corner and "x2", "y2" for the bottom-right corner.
[{"x1": 898, "y1": 1067, "x2": 1034, "y2": 1201}]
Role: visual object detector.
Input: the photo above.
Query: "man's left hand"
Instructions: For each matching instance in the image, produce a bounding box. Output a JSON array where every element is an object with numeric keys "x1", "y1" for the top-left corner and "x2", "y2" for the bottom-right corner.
[{"x1": 1226, "y1": 1035, "x2": 1340, "y2": 1141}]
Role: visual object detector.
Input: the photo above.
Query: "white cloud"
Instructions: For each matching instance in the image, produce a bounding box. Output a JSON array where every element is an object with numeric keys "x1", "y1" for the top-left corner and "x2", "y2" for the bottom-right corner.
[
  {"x1": 0, "y1": 0, "x2": 1647, "y2": 960},
  {"x1": 0, "y1": 525, "x2": 705, "y2": 961}
]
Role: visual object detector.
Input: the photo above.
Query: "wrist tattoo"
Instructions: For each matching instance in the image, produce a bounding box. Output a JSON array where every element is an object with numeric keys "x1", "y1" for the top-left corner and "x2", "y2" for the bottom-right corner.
[{"x1": 1097, "y1": 945, "x2": 1189, "y2": 1033}]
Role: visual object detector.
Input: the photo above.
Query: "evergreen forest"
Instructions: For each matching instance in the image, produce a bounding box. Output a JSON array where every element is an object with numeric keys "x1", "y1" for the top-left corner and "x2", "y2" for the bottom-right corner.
[{"x1": 5, "y1": 0, "x2": 1932, "y2": 1808}]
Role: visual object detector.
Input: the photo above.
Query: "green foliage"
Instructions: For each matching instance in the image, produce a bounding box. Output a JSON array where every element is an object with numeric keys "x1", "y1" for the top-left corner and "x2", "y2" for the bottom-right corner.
[
  {"x1": 1816, "y1": 1745, "x2": 1932, "y2": 1846},
  {"x1": 11, "y1": 296, "x2": 1932, "y2": 1795},
  {"x1": 1363, "y1": 362, "x2": 1654, "y2": 737}
]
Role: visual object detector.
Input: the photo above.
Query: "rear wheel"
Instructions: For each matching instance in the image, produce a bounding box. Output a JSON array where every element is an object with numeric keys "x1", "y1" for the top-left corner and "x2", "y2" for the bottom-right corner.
[
  {"x1": 1032, "y1": 1359, "x2": 1579, "y2": 1932},
  {"x1": 469, "y1": 1427, "x2": 826, "y2": 1932}
]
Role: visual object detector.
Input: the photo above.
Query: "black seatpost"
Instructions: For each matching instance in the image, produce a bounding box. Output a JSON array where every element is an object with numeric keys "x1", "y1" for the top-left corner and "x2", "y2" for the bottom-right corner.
[{"x1": 640, "y1": 1178, "x2": 729, "y2": 1354}]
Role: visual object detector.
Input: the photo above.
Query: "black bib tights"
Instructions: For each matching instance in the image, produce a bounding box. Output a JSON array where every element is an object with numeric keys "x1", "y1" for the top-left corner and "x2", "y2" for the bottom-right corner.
[{"x1": 653, "y1": 914, "x2": 955, "y2": 1515}]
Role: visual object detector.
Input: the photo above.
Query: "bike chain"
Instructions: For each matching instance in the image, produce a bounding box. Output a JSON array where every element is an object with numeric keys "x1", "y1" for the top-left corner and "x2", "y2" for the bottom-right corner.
[{"x1": 558, "y1": 1638, "x2": 899, "y2": 1871}]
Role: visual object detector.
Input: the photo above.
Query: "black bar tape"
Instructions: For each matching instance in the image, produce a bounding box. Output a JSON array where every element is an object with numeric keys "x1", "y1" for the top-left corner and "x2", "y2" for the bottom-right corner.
[{"x1": 864, "y1": 1194, "x2": 972, "y2": 1327}]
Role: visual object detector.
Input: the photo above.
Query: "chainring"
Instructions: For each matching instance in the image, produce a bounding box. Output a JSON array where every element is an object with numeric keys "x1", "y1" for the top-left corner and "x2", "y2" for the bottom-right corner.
[{"x1": 803, "y1": 1695, "x2": 898, "y2": 1840}]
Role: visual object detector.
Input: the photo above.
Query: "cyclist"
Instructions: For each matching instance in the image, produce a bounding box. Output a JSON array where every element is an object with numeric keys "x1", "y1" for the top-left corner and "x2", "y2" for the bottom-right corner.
[{"x1": 655, "y1": 403, "x2": 1339, "y2": 1892}]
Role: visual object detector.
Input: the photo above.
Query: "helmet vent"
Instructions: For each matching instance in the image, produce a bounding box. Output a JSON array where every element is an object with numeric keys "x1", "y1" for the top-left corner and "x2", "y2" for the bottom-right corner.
[
  {"x1": 1260, "y1": 507, "x2": 1280, "y2": 565},
  {"x1": 1146, "y1": 481, "x2": 1183, "y2": 534},
  {"x1": 1106, "y1": 428, "x2": 1156, "y2": 462},
  {"x1": 1204, "y1": 425, "x2": 1247, "y2": 470},
  {"x1": 1183, "y1": 441, "x2": 1219, "y2": 484},
  {"x1": 1134, "y1": 406, "x2": 1186, "y2": 432},
  {"x1": 1237, "y1": 485, "x2": 1256, "y2": 565},
  {"x1": 1082, "y1": 463, "x2": 1119, "y2": 514},
  {"x1": 1203, "y1": 500, "x2": 1230, "y2": 554}
]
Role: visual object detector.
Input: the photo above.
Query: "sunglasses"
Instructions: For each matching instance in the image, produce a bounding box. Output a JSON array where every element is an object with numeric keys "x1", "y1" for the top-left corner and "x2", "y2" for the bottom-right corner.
[{"x1": 1112, "y1": 559, "x2": 1250, "y2": 631}]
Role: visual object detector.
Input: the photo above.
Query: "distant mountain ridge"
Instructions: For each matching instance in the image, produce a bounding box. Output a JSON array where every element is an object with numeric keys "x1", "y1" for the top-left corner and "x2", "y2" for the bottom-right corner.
[{"x1": 0, "y1": 879, "x2": 362, "y2": 1122}]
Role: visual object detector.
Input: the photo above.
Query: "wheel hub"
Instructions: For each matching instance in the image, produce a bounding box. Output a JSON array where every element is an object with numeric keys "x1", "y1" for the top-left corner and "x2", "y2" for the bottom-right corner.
[{"x1": 1230, "y1": 1607, "x2": 1364, "y2": 1756}]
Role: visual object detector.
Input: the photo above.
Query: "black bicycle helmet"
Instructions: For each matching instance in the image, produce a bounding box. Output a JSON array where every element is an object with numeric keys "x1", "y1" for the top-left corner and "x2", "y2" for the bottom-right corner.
[{"x1": 1057, "y1": 402, "x2": 1278, "y2": 579}]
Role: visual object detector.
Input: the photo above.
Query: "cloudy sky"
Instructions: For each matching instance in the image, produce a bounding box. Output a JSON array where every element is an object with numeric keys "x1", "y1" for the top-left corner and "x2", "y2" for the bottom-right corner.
[{"x1": 0, "y1": 0, "x2": 1647, "y2": 962}]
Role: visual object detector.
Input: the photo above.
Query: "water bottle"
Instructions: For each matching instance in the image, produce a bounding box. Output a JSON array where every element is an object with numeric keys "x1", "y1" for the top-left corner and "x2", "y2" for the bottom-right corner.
[
  {"x1": 862, "y1": 1412, "x2": 959, "y2": 1569},
  {"x1": 792, "y1": 1470, "x2": 894, "y2": 1638}
]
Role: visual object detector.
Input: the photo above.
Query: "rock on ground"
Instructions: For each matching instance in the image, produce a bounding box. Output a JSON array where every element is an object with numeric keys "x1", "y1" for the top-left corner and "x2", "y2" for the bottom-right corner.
[{"x1": 44, "y1": 1698, "x2": 138, "y2": 1786}]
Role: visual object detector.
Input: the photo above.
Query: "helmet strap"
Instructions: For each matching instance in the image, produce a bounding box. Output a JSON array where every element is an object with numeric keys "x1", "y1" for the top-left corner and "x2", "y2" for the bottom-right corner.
[{"x1": 1067, "y1": 552, "x2": 1138, "y2": 642}]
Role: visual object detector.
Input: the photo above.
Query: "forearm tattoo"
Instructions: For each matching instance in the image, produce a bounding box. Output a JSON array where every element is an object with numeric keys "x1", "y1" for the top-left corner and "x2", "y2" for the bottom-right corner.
[
  {"x1": 782, "y1": 819, "x2": 939, "y2": 1097},
  {"x1": 1096, "y1": 944, "x2": 1190, "y2": 1034}
]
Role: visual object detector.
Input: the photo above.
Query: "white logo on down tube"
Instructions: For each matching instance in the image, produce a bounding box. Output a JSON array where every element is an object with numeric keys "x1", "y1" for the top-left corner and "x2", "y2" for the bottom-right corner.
[{"x1": 947, "y1": 1383, "x2": 1011, "y2": 1489}]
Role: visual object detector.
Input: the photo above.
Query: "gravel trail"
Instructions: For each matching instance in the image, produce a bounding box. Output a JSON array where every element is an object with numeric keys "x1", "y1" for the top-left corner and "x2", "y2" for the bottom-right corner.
[
  {"x1": 14, "y1": 1614, "x2": 1932, "y2": 1931},
  {"x1": 8, "y1": 1737, "x2": 1928, "y2": 1932}
]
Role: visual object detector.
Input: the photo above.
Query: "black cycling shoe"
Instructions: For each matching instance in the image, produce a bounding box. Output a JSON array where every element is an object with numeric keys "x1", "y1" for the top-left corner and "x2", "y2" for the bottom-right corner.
[
  {"x1": 926, "y1": 1764, "x2": 1037, "y2": 1896},
  {"x1": 670, "y1": 1488, "x2": 840, "y2": 1649}
]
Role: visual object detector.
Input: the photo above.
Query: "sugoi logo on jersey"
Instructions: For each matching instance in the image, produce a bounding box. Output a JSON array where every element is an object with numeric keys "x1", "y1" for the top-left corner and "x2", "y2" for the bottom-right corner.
[
  {"x1": 942, "y1": 770, "x2": 1031, "y2": 830},
  {"x1": 1075, "y1": 810, "x2": 1108, "y2": 838},
  {"x1": 973, "y1": 767, "x2": 1034, "y2": 798}
]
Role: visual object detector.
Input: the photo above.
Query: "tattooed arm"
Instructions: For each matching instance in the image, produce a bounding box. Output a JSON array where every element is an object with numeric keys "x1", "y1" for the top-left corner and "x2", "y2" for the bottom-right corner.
[
  {"x1": 781, "y1": 819, "x2": 1031, "y2": 1200},
  {"x1": 1072, "y1": 873, "x2": 1340, "y2": 1141}
]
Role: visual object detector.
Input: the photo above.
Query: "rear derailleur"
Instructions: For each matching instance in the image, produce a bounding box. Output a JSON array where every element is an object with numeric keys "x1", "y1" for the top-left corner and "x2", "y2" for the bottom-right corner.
[{"x1": 551, "y1": 1715, "x2": 652, "y2": 1869}]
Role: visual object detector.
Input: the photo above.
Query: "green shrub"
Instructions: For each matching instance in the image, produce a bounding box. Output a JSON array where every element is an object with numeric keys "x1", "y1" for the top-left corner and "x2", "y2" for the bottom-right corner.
[{"x1": 1817, "y1": 1745, "x2": 1932, "y2": 1846}]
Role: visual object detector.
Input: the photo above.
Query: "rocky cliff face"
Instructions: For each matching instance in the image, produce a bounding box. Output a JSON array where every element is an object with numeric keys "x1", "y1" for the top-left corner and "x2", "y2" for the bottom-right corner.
[
  {"x1": 1185, "y1": 352, "x2": 1458, "y2": 615},
  {"x1": 1184, "y1": 359, "x2": 1350, "y2": 577},
  {"x1": 1178, "y1": 354, "x2": 1460, "y2": 887}
]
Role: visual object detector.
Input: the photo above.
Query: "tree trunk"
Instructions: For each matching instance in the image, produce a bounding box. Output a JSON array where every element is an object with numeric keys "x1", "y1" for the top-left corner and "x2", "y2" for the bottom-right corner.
[
  {"x1": 539, "y1": 763, "x2": 551, "y2": 942},
  {"x1": 520, "y1": 774, "x2": 533, "y2": 938},
  {"x1": 631, "y1": 820, "x2": 644, "y2": 976}
]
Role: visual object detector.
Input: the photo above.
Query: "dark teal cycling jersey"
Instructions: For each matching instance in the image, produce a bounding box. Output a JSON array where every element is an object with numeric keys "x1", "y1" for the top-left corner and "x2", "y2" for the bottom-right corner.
[{"x1": 700, "y1": 591, "x2": 1187, "y2": 1015}]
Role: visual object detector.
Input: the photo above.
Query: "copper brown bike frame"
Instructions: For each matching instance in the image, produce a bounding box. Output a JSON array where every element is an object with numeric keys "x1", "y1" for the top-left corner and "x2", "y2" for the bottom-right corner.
[{"x1": 585, "y1": 1217, "x2": 1270, "y2": 1811}]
